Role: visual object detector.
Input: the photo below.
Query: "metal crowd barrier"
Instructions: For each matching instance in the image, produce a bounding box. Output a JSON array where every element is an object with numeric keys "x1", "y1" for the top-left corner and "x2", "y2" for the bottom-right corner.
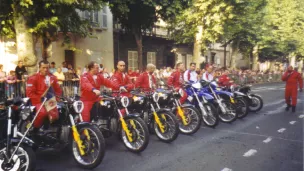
[{"x1": 0, "y1": 73, "x2": 295, "y2": 100}]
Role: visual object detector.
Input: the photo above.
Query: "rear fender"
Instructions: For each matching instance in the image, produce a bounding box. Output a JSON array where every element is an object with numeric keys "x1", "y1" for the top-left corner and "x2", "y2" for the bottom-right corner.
[{"x1": 249, "y1": 94, "x2": 262, "y2": 98}]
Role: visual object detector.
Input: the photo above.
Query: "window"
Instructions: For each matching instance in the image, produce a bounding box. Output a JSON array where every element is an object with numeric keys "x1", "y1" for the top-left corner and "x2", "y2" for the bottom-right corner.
[
  {"x1": 186, "y1": 54, "x2": 193, "y2": 67},
  {"x1": 101, "y1": 7, "x2": 108, "y2": 28},
  {"x1": 147, "y1": 52, "x2": 156, "y2": 65},
  {"x1": 128, "y1": 51, "x2": 138, "y2": 71}
]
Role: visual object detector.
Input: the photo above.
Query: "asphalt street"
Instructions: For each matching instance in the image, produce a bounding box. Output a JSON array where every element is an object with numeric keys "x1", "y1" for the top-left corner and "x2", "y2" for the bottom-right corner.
[{"x1": 35, "y1": 82, "x2": 303, "y2": 171}]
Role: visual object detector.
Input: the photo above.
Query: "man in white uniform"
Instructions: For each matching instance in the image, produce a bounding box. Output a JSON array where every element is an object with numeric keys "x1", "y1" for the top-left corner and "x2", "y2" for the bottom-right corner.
[
  {"x1": 202, "y1": 65, "x2": 214, "y2": 82},
  {"x1": 184, "y1": 62, "x2": 198, "y2": 83}
]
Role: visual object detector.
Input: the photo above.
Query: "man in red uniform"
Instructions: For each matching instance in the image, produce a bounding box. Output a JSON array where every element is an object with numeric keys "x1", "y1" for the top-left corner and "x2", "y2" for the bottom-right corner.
[
  {"x1": 80, "y1": 61, "x2": 126, "y2": 122},
  {"x1": 282, "y1": 66, "x2": 303, "y2": 112},
  {"x1": 135, "y1": 63, "x2": 156, "y2": 91},
  {"x1": 111, "y1": 61, "x2": 135, "y2": 96},
  {"x1": 26, "y1": 60, "x2": 62, "y2": 140},
  {"x1": 167, "y1": 62, "x2": 187, "y2": 103}
]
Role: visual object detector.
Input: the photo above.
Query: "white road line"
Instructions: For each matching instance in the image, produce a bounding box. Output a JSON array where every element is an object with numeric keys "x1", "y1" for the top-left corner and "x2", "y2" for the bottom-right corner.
[
  {"x1": 243, "y1": 149, "x2": 257, "y2": 157},
  {"x1": 277, "y1": 128, "x2": 286, "y2": 133},
  {"x1": 299, "y1": 115, "x2": 304, "y2": 119},
  {"x1": 263, "y1": 137, "x2": 272, "y2": 143},
  {"x1": 256, "y1": 126, "x2": 260, "y2": 129},
  {"x1": 221, "y1": 168, "x2": 233, "y2": 171},
  {"x1": 289, "y1": 121, "x2": 297, "y2": 125}
]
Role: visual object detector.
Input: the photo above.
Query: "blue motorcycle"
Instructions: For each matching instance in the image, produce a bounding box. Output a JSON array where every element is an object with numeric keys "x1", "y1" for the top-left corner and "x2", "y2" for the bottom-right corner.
[
  {"x1": 185, "y1": 82, "x2": 219, "y2": 127},
  {"x1": 200, "y1": 81, "x2": 238, "y2": 123}
]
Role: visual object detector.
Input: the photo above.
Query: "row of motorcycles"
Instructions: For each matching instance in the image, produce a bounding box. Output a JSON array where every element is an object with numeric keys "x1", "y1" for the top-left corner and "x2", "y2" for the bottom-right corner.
[{"x1": 0, "y1": 79, "x2": 263, "y2": 171}]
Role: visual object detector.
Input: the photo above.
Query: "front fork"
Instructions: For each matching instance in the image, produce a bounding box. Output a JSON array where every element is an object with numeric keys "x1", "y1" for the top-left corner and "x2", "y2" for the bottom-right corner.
[
  {"x1": 175, "y1": 99, "x2": 189, "y2": 126},
  {"x1": 193, "y1": 91, "x2": 208, "y2": 116},
  {"x1": 118, "y1": 108, "x2": 134, "y2": 142},
  {"x1": 150, "y1": 104, "x2": 165, "y2": 133},
  {"x1": 69, "y1": 115, "x2": 85, "y2": 156}
]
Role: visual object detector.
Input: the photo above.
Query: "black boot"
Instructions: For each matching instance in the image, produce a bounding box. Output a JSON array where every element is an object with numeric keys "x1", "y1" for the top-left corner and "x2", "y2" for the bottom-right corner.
[
  {"x1": 285, "y1": 104, "x2": 291, "y2": 111},
  {"x1": 31, "y1": 127, "x2": 41, "y2": 145},
  {"x1": 292, "y1": 106, "x2": 296, "y2": 112}
]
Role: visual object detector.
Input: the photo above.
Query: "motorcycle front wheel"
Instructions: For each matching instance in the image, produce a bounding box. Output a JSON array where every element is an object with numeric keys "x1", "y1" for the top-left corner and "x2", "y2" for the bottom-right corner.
[
  {"x1": 0, "y1": 145, "x2": 36, "y2": 171},
  {"x1": 153, "y1": 111, "x2": 179, "y2": 143},
  {"x1": 121, "y1": 117, "x2": 149, "y2": 153},
  {"x1": 177, "y1": 106, "x2": 201, "y2": 135},
  {"x1": 72, "y1": 124, "x2": 106, "y2": 169},
  {"x1": 201, "y1": 103, "x2": 219, "y2": 128},
  {"x1": 236, "y1": 98, "x2": 249, "y2": 119},
  {"x1": 248, "y1": 95, "x2": 263, "y2": 112},
  {"x1": 217, "y1": 100, "x2": 237, "y2": 123}
]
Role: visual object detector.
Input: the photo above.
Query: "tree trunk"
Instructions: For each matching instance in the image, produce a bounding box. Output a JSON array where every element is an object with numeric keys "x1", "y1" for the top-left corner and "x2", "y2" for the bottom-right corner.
[
  {"x1": 42, "y1": 33, "x2": 52, "y2": 60},
  {"x1": 14, "y1": 13, "x2": 37, "y2": 75},
  {"x1": 230, "y1": 40, "x2": 239, "y2": 69},
  {"x1": 193, "y1": 25, "x2": 203, "y2": 65},
  {"x1": 289, "y1": 53, "x2": 296, "y2": 67},
  {"x1": 223, "y1": 41, "x2": 227, "y2": 69},
  {"x1": 252, "y1": 45, "x2": 259, "y2": 70},
  {"x1": 133, "y1": 28, "x2": 143, "y2": 71}
]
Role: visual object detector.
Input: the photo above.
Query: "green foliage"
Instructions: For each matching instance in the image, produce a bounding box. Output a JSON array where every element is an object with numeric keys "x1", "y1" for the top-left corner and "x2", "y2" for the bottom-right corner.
[{"x1": 0, "y1": 0, "x2": 104, "y2": 40}]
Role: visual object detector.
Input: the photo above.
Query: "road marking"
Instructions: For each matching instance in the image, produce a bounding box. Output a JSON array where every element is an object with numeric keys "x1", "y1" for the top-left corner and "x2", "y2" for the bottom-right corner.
[
  {"x1": 299, "y1": 115, "x2": 304, "y2": 119},
  {"x1": 221, "y1": 168, "x2": 233, "y2": 171},
  {"x1": 277, "y1": 128, "x2": 286, "y2": 133},
  {"x1": 243, "y1": 149, "x2": 257, "y2": 157},
  {"x1": 256, "y1": 126, "x2": 260, "y2": 129},
  {"x1": 289, "y1": 121, "x2": 297, "y2": 125},
  {"x1": 200, "y1": 127, "x2": 303, "y2": 143},
  {"x1": 263, "y1": 137, "x2": 272, "y2": 143}
]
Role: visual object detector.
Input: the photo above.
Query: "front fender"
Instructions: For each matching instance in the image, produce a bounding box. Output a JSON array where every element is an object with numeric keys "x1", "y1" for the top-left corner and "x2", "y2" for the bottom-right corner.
[
  {"x1": 76, "y1": 122, "x2": 99, "y2": 130},
  {"x1": 181, "y1": 103, "x2": 195, "y2": 108},
  {"x1": 234, "y1": 91, "x2": 246, "y2": 97},
  {"x1": 124, "y1": 113, "x2": 141, "y2": 119},
  {"x1": 155, "y1": 108, "x2": 171, "y2": 113},
  {"x1": 249, "y1": 94, "x2": 262, "y2": 98},
  {"x1": 215, "y1": 90, "x2": 234, "y2": 97}
]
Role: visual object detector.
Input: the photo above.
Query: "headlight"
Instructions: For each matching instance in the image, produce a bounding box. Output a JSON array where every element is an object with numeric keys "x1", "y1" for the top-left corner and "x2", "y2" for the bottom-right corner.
[
  {"x1": 20, "y1": 107, "x2": 31, "y2": 120},
  {"x1": 121, "y1": 96, "x2": 130, "y2": 107},
  {"x1": 73, "y1": 101, "x2": 84, "y2": 113},
  {"x1": 158, "y1": 92, "x2": 168, "y2": 100},
  {"x1": 133, "y1": 96, "x2": 144, "y2": 104},
  {"x1": 178, "y1": 89, "x2": 184, "y2": 97},
  {"x1": 152, "y1": 92, "x2": 160, "y2": 102}
]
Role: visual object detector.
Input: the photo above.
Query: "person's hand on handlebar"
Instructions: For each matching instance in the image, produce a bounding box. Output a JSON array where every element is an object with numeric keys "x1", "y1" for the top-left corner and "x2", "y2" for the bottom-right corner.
[
  {"x1": 93, "y1": 89, "x2": 101, "y2": 96},
  {"x1": 119, "y1": 86, "x2": 128, "y2": 92}
]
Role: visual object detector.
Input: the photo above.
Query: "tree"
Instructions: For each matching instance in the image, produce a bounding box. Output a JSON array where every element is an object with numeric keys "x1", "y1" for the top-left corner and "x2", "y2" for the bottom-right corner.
[
  {"x1": 0, "y1": 0, "x2": 103, "y2": 74},
  {"x1": 107, "y1": 0, "x2": 190, "y2": 70},
  {"x1": 168, "y1": 0, "x2": 237, "y2": 66}
]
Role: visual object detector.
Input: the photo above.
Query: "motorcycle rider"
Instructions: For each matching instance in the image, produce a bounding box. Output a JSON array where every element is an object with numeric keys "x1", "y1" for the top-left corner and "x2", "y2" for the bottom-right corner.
[
  {"x1": 111, "y1": 61, "x2": 135, "y2": 96},
  {"x1": 282, "y1": 65, "x2": 303, "y2": 112},
  {"x1": 26, "y1": 60, "x2": 62, "y2": 141},
  {"x1": 80, "y1": 61, "x2": 127, "y2": 122},
  {"x1": 167, "y1": 62, "x2": 188, "y2": 104},
  {"x1": 202, "y1": 65, "x2": 214, "y2": 82},
  {"x1": 135, "y1": 63, "x2": 156, "y2": 91},
  {"x1": 183, "y1": 62, "x2": 198, "y2": 83}
]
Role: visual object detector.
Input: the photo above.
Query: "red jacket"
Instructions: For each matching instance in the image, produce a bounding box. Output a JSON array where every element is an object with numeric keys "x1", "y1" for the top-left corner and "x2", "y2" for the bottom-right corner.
[
  {"x1": 80, "y1": 73, "x2": 120, "y2": 101},
  {"x1": 167, "y1": 71, "x2": 184, "y2": 89},
  {"x1": 111, "y1": 72, "x2": 135, "y2": 91},
  {"x1": 218, "y1": 74, "x2": 233, "y2": 87},
  {"x1": 135, "y1": 72, "x2": 156, "y2": 91},
  {"x1": 282, "y1": 71, "x2": 303, "y2": 88},
  {"x1": 26, "y1": 73, "x2": 62, "y2": 105}
]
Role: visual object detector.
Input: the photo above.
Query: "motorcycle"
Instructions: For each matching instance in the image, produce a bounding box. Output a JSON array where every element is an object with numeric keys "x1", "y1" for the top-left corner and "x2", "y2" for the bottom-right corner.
[
  {"x1": 237, "y1": 85, "x2": 263, "y2": 112},
  {"x1": 91, "y1": 91, "x2": 149, "y2": 153},
  {"x1": 19, "y1": 96, "x2": 105, "y2": 169},
  {"x1": 219, "y1": 84, "x2": 249, "y2": 119},
  {"x1": 184, "y1": 82, "x2": 219, "y2": 127},
  {"x1": 200, "y1": 80, "x2": 238, "y2": 123},
  {"x1": 156, "y1": 87, "x2": 202, "y2": 135},
  {"x1": 0, "y1": 97, "x2": 36, "y2": 171},
  {"x1": 129, "y1": 89, "x2": 179, "y2": 143}
]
